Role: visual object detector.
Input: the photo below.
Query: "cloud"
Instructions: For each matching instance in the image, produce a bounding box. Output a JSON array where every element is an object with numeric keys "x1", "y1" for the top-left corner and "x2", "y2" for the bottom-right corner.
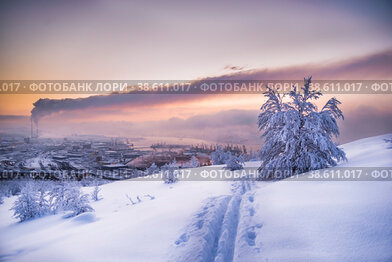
[
  {"x1": 224, "y1": 65, "x2": 246, "y2": 71},
  {"x1": 211, "y1": 49, "x2": 392, "y2": 80},
  {"x1": 29, "y1": 49, "x2": 392, "y2": 127}
]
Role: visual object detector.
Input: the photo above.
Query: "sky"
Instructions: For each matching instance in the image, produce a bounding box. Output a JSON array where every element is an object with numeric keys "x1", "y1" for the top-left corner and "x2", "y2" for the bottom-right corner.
[
  {"x1": 0, "y1": 0, "x2": 391, "y2": 145},
  {"x1": 1, "y1": 0, "x2": 391, "y2": 80}
]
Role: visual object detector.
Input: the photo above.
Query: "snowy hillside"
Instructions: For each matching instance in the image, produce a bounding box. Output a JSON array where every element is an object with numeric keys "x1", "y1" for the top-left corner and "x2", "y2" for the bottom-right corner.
[
  {"x1": 236, "y1": 134, "x2": 392, "y2": 262},
  {"x1": 0, "y1": 134, "x2": 391, "y2": 262}
]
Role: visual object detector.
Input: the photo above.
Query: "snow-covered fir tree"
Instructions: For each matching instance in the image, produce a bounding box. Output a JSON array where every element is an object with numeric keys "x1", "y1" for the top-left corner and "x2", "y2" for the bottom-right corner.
[
  {"x1": 36, "y1": 181, "x2": 51, "y2": 215},
  {"x1": 258, "y1": 77, "x2": 347, "y2": 179},
  {"x1": 211, "y1": 146, "x2": 230, "y2": 165},
  {"x1": 11, "y1": 182, "x2": 43, "y2": 222},
  {"x1": 146, "y1": 162, "x2": 159, "y2": 175},
  {"x1": 11, "y1": 181, "x2": 54, "y2": 221},
  {"x1": 49, "y1": 181, "x2": 68, "y2": 213},
  {"x1": 49, "y1": 181, "x2": 94, "y2": 216},
  {"x1": 69, "y1": 190, "x2": 94, "y2": 216},
  {"x1": 183, "y1": 155, "x2": 200, "y2": 168},
  {"x1": 225, "y1": 152, "x2": 245, "y2": 171},
  {"x1": 162, "y1": 159, "x2": 179, "y2": 184},
  {"x1": 190, "y1": 155, "x2": 200, "y2": 167},
  {"x1": 11, "y1": 180, "x2": 94, "y2": 222}
]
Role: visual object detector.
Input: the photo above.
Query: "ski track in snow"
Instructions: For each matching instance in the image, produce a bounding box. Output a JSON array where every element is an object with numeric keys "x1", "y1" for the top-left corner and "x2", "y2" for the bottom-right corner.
[{"x1": 169, "y1": 178, "x2": 260, "y2": 262}]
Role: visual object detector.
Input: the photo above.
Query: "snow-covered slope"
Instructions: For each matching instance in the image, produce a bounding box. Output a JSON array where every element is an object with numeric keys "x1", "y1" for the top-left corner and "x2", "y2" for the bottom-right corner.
[
  {"x1": 237, "y1": 134, "x2": 392, "y2": 262},
  {"x1": 339, "y1": 134, "x2": 392, "y2": 167},
  {"x1": 0, "y1": 134, "x2": 391, "y2": 262},
  {"x1": 0, "y1": 181, "x2": 232, "y2": 262}
]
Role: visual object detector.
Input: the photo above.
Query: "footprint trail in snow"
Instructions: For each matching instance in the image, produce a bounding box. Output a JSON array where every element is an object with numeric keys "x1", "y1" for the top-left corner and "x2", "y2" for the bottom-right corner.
[{"x1": 169, "y1": 178, "x2": 261, "y2": 262}]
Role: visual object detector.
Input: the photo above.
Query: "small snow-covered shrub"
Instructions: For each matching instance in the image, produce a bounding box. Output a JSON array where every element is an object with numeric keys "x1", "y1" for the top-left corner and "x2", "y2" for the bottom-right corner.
[
  {"x1": 190, "y1": 155, "x2": 200, "y2": 168},
  {"x1": 11, "y1": 182, "x2": 47, "y2": 222},
  {"x1": 91, "y1": 182, "x2": 101, "y2": 201},
  {"x1": 69, "y1": 191, "x2": 94, "y2": 216},
  {"x1": 162, "y1": 159, "x2": 179, "y2": 184},
  {"x1": 49, "y1": 182, "x2": 68, "y2": 213},
  {"x1": 225, "y1": 153, "x2": 245, "y2": 171},
  {"x1": 211, "y1": 146, "x2": 230, "y2": 165},
  {"x1": 183, "y1": 155, "x2": 200, "y2": 168},
  {"x1": 50, "y1": 182, "x2": 94, "y2": 216},
  {"x1": 35, "y1": 181, "x2": 52, "y2": 215},
  {"x1": 11, "y1": 180, "x2": 94, "y2": 222},
  {"x1": 146, "y1": 162, "x2": 159, "y2": 175}
]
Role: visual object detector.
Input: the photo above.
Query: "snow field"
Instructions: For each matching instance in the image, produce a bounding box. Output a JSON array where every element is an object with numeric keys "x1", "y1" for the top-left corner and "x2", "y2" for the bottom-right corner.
[{"x1": 0, "y1": 134, "x2": 391, "y2": 262}]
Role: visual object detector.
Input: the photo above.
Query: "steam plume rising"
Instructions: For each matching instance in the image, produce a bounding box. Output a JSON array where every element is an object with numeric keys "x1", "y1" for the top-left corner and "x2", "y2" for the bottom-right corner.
[
  {"x1": 30, "y1": 93, "x2": 206, "y2": 124},
  {"x1": 30, "y1": 49, "x2": 392, "y2": 123}
]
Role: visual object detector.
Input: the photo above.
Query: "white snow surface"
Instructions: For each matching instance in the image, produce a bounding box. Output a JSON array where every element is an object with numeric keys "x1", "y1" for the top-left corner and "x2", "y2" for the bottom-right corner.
[
  {"x1": 237, "y1": 134, "x2": 392, "y2": 262},
  {"x1": 0, "y1": 134, "x2": 391, "y2": 262}
]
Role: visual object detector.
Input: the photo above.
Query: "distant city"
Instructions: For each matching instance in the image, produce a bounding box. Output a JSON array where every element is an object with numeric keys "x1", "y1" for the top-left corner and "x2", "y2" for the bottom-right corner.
[{"x1": 0, "y1": 133, "x2": 254, "y2": 180}]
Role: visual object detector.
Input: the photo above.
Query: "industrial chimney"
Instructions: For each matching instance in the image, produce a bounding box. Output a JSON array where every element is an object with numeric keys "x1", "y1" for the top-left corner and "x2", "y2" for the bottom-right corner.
[
  {"x1": 30, "y1": 117, "x2": 33, "y2": 138},
  {"x1": 30, "y1": 116, "x2": 38, "y2": 138}
]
